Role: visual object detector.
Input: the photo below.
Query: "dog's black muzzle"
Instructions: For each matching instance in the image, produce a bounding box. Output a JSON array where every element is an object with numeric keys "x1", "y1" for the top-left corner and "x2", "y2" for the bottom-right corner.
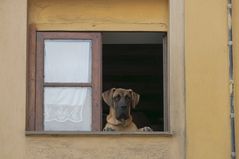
[{"x1": 115, "y1": 105, "x2": 130, "y2": 121}]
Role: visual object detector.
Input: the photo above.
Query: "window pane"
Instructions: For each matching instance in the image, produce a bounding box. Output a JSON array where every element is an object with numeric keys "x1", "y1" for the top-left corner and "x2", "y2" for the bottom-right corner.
[
  {"x1": 44, "y1": 40, "x2": 92, "y2": 83},
  {"x1": 44, "y1": 87, "x2": 92, "y2": 131}
]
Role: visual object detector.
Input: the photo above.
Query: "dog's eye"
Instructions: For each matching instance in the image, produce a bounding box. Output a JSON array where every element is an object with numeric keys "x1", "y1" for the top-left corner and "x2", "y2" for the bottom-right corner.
[
  {"x1": 113, "y1": 95, "x2": 120, "y2": 101},
  {"x1": 125, "y1": 95, "x2": 131, "y2": 101}
]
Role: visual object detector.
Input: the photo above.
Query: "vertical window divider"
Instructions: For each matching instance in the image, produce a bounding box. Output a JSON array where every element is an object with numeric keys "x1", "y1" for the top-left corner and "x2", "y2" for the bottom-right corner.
[
  {"x1": 26, "y1": 24, "x2": 37, "y2": 131},
  {"x1": 35, "y1": 32, "x2": 44, "y2": 131},
  {"x1": 163, "y1": 34, "x2": 169, "y2": 132}
]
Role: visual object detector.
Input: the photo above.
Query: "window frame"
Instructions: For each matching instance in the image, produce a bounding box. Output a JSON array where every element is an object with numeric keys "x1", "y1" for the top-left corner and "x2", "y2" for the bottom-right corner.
[
  {"x1": 26, "y1": 25, "x2": 170, "y2": 133},
  {"x1": 26, "y1": 25, "x2": 102, "y2": 131}
]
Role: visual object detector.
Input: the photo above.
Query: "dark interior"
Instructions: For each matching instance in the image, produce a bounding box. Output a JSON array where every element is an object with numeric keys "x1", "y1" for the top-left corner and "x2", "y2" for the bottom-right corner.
[{"x1": 102, "y1": 32, "x2": 165, "y2": 131}]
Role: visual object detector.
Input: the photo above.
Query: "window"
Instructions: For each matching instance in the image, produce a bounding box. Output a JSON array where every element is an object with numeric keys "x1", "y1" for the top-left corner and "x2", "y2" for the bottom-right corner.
[
  {"x1": 26, "y1": 27, "x2": 168, "y2": 132},
  {"x1": 102, "y1": 32, "x2": 168, "y2": 131},
  {"x1": 27, "y1": 30, "x2": 102, "y2": 131}
]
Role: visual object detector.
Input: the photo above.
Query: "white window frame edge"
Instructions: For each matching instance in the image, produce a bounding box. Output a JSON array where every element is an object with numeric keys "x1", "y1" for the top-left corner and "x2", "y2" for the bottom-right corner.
[{"x1": 168, "y1": 0, "x2": 185, "y2": 158}]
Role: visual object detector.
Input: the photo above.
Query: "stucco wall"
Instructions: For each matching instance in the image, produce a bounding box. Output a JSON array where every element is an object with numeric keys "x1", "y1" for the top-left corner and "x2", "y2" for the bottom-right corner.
[
  {"x1": 28, "y1": 0, "x2": 168, "y2": 31},
  {"x1": 0, "y1": 0, "x2": 27, "y2": 158},
  {"x1": 185, "y1": 0, "x2": 231, "y2": 158},
  {"x1": 233, "y1": 0, "x2": 239, "y2": 157},
  {"x1": 0, "y1": 0, "x2": 237, "y2": 158},
  {"x1": 0, "y1": 0, "x2": 185, "y2": 159}
]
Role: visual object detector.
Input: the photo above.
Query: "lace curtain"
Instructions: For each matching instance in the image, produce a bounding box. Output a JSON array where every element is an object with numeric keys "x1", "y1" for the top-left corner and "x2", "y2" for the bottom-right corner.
[{"x1": 43, "y1": 40, "x2": 92, "y2": 131}]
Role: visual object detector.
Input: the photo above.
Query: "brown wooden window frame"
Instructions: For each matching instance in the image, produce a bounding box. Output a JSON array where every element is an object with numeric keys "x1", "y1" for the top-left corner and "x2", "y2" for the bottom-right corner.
[
  {"x1": 26, "y1": 26, "x2": 102, "y2": 131},
  {"x1": 26, "y1": 26, "x2": 171, "y2": 135}
]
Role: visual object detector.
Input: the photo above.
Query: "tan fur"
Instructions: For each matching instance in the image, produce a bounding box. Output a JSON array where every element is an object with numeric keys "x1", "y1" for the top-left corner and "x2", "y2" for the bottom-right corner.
[{"x1": 102, "y1": 88, "x2": 152, "y2": 132}]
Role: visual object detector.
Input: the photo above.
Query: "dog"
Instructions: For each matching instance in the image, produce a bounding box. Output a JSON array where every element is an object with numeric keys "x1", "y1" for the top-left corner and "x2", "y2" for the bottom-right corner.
[{"x1": 102, "y1": 88, "x2": 152, "y2": 132}]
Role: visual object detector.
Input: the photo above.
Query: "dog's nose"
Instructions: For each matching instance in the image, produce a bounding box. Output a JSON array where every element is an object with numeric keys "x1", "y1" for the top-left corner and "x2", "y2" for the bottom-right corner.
[{"x1": 121, "y1": 105, "x2": 127, "y2": 109}]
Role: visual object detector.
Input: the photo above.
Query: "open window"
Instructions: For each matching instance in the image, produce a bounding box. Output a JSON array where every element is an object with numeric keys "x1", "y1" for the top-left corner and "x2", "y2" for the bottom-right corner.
[
  {"x1": 26, "y1": 28, "x2": 168, "y2": 132},
  {"x1": 102, "y1": 32, "x2": 167, "y2": 131}
]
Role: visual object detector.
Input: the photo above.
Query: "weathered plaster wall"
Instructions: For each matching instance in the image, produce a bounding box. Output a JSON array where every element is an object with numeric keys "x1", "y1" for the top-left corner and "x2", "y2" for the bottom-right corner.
[
  {"x1": 0, "y1": 0, "x2": 186, "y2": 159},
  {"x1": 185, "y1": 0, "x2": 231, "y2": 158},
  {"x1": 0, "y1": 0, "x2": 27, "y2": 158},
  {"x1": 1, "y1": 0, "x2": 236, "y2": 158},
  {"x1": 233, "y1": 0, "x2": 239, "y2": 157},
  {"x1": 28, "y1": 0, "x2": 168, "y2": 31},
  {"x1": 25, "y1": 137, "x2": 172, "y2": 159}
]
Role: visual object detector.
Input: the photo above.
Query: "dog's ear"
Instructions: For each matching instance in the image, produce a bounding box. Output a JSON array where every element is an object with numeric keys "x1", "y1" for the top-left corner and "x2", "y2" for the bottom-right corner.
[
  {"x1": 102, "y1": 88, "x2": 116, "y2": 106},
  {"x1": 129, "y1": 90, "x2": 140, "y2": 108}
]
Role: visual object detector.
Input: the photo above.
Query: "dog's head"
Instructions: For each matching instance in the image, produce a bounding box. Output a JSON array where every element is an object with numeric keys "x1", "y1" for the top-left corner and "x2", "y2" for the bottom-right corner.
[{"x1": 102, "y1": 88, "x2": 140, "y2": 121}]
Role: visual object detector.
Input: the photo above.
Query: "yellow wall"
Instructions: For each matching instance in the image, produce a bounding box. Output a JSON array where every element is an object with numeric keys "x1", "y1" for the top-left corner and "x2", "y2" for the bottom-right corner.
[
  {"x1": 233, "y1": 0, "x2": 239, "y2": 157},
  {"x1": 185, "y1": 0, "x2": 231, "y2": 158},
  {"x1": 0, "y1": 0, "x2": 237, "y2": 158},
  {"x1": 0, "y1": 1, "x2": 185, "y2": 159},
  {"x1": 0, "y1": 0, "x2": 27, "y2": 158},
  {"x1": 28, "y1": 0, "x2": 168, "y2": 31}
]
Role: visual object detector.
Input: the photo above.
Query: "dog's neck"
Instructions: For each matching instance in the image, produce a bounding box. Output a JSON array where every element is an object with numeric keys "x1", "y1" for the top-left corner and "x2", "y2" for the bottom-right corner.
[{"x1": 106, "y1": 107, "x2": 132, "y2": 127}]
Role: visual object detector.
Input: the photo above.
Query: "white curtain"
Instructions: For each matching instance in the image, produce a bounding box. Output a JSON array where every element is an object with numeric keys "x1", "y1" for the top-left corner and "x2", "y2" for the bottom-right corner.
[
  {"x1": 43, "y1": 40, "x2": 92, "y2": 131},
  {"x1": 44, "y1": 88, "x2": 92, "y2": 131},
  {"x1": 44, "y1": 40, "x2": 92, "y2": 83}
]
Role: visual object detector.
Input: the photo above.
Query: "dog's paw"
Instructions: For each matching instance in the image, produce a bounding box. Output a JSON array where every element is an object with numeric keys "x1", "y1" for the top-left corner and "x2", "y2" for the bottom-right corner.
[
  {"x1": 103, "y1": 127, "x2": 115, "y2": 131},
  {"x1": 139, "y1": 126, "x2": 153, "y2": 132}
]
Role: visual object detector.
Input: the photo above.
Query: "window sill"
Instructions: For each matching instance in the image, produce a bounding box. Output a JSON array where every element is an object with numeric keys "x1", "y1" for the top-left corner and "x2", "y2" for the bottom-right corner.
[{"x1": 25, "y1": 131, "x2": 173, "y2": 137}]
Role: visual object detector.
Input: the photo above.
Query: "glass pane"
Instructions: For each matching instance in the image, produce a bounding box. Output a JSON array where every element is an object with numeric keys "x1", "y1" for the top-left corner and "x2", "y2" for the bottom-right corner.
[
  {"x1": 44, "y1": 87, "x2": 92, "y2": 131},
  {"x1": 44, "y1": 40, "x2": 92, "y2": 83}
]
